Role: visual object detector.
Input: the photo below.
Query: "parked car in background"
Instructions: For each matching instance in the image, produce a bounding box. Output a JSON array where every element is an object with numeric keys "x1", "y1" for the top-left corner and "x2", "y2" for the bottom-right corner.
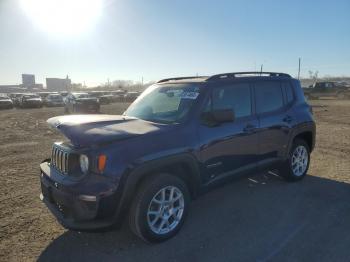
[
  {"x1": 110, "y1": 90, "x2": 126, "y2": 102},
  {"x1": 60, "y1": 91, "x2": 68, "y2": 97},
  {"x1": 44, "y1": 94, "x2": 64, "y2": 107},
  {"x1": 40, "y1": 72, "x2": 315, "y2": 243},
  {"x1": 19, "y1": 94, "x2": 43, "y2": 108},
  {"x1": 124, "y1": 91, "x2": 140, "y2": 102},
  {"x1": 8, "y1": 93, "x2": 25, "y2": 107},
  {"x1": 335, "y1": 81, "x2": 350, "y2": 88},
  {"x1": 303, "y1": 81, "x2": 350, "y2": 99},
  {"x1": 37, "y1": 92, "x2": 57, "y2": 100},
  {"x1": 64, "y1": 92, "x2": 100, "y2": 114},
  {"x1": 98, "y1": 94, "x2": 114, "y2": 105},
  {"x1": 0, "y1": 95, "x2": 14, "y2": 109}
]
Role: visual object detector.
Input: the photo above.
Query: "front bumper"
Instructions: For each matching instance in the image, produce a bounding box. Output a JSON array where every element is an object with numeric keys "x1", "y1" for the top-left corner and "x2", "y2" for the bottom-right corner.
[
  {"x1": 46, "y1": 102, "x2": 64, "y2": 107},
  {"x1": 22, "y1": 102, "x2": 42, "y2": 108},
  {"x1": 40, "y1": 161, "x2": 119, "y2": 230}
]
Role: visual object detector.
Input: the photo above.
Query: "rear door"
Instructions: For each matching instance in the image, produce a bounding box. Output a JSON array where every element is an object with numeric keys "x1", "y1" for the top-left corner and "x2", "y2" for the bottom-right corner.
[
  {"x1": 254, "y1": 80, "x2": 293, "y2": 167},
  {"x1": 198, "y1": 82, "x2": 259, "y2": 182}
]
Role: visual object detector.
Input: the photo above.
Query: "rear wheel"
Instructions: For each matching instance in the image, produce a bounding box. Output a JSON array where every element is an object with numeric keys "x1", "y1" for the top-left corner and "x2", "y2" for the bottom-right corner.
[
  {"x1": 280, "y1": 139, "x2": 310, "y2": 181},
  {"x1": 129, "y1": 173, "x2": 190, "y2": 243}
]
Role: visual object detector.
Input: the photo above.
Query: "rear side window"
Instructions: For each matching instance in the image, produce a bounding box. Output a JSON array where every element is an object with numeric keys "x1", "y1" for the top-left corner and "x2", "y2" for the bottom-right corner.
[
  {"x1": 283, "y1": 82, "x2": 294, "y2": 104},
  {"x1": 211, "y1": 83, "x2": 251, "y2": 118},
  {"x1": 255, "y1": 81, "x2": 283, "y2": 114}
]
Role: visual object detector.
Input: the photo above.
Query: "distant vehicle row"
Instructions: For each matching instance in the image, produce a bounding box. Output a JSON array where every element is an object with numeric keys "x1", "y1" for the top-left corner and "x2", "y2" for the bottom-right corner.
[
  {"x1": 303, "y1": 81, "x2": 350, "y2": 100},
  {"x1": 0, "y1": 90, "x2": 141, "y2": 110}
]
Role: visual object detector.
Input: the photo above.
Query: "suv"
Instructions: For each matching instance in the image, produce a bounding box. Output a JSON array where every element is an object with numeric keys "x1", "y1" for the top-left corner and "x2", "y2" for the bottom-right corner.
[{"x1": 40, "y1": 72, "x2": 315, "y2": 243}]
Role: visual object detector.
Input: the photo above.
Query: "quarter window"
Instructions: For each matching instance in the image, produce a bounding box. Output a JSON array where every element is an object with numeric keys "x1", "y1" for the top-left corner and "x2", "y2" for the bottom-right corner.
[
  {"x1": 283, "y1": 82, "x2": 294, "y2": 104},
  {"x1": 255, "y1": 81, "x2": 284, "y2": 114},
  {"x1": 211, "y1": 83, "x2": 252, "y2": 118}
]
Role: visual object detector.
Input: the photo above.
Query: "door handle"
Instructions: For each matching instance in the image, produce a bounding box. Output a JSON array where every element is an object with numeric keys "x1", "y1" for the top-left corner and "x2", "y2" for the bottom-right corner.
[
  {"x1": 283, "y1": 115, "x2": 293, "y2": 123},
  {"x1": 243, "y1": 123, "x2": 256, "y2": 133}
]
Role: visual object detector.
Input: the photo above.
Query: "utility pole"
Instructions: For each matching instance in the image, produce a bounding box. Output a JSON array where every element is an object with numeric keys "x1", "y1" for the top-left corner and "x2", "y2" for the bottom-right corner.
[
  {"x1": 260, "y1": 64, "x2": 263, "y2": 74},
  {"x1": 298, "y1": 58, "x2": 301, "y2": 80}
]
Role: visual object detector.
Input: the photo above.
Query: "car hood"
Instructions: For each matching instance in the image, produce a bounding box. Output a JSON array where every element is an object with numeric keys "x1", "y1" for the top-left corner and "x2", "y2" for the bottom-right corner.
[{"x1": 47, "y1": 114, "x2": 169, "y2": 148}]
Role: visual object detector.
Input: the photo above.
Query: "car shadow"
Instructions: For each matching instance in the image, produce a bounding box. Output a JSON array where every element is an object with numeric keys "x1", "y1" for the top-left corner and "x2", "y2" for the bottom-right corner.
[{"x1": 38, "y1": 172, "x2": 350, "y2": 262}]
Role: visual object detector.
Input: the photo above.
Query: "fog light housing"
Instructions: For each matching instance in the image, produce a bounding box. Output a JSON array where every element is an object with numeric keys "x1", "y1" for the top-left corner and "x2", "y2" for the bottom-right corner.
[{"x1": 79, "y1": 154, "x2": 89, "y2": 174}]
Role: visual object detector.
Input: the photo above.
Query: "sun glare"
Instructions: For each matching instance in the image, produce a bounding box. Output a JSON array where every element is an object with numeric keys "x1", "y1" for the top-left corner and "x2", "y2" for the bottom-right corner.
[{"x1": 20, "y1": 0, "x2": 102, "y2": 36}]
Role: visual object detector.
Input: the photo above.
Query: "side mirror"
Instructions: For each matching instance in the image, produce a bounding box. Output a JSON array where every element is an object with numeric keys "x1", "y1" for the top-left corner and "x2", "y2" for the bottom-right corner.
[{"x1": 201, "y1": 109, "x2": 235, "y2": 126}]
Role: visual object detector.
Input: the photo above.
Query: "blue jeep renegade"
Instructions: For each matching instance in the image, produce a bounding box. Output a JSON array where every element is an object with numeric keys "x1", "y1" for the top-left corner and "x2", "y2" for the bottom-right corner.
[{"x1": 40, "y1": 72, "x2": 316, "y2": 243}]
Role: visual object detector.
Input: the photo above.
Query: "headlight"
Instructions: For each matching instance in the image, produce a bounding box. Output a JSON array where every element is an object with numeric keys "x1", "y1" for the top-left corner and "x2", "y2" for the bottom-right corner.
[{"x1": 79, "y1": 154, "x2": 89, "y2": 174}]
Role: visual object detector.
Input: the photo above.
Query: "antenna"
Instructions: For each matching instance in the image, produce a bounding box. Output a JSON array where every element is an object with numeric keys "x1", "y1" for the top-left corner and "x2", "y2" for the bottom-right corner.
[{"x1": 298, "y1": 58, "x2": 301, "y2": 80}]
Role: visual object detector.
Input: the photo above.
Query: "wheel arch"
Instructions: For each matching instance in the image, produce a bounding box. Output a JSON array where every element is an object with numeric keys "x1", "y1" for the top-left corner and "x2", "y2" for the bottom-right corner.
[
  {"x1": 290, "y1": 128, "x2": 315, "y2": 154},
  {"x1": 113, "y1": 153, "x2": 201, "y2": 225}
]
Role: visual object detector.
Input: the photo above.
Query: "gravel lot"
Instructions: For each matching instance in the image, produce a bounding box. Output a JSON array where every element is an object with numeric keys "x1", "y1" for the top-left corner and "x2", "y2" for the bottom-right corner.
[{"x1": 0, "y1": 100, "x2": 350, "y2": 262}]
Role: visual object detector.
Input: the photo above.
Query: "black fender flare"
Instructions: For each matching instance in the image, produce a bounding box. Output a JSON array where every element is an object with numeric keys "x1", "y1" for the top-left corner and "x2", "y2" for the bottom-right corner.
[
  {"x1": 286, "y1": 122, "x2": 316, "y2": 158},
  {"x1": 112, "y1": 153, "x2": 201, "y2": 225}
]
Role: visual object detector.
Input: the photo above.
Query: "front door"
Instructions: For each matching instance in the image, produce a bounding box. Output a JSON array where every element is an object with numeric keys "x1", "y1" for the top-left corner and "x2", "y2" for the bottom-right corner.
[{"x1": 198, "y1": 82, "x2": 259, "y2": 183}]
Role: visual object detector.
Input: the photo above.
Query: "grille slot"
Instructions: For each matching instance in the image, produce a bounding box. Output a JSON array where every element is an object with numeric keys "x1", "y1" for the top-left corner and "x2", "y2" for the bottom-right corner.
[{"x1": 51, "y1": 145, "x2": 69, "y2": 175}]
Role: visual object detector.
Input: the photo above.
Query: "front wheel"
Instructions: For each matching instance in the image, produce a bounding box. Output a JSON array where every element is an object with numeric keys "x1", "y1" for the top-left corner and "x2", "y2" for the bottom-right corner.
[
  {"x1": 280, "y1": 139, "x2": 310, "y2": 181},
  {"x1": 129, "y1": 173, "x2": 190, "y2": 243}
]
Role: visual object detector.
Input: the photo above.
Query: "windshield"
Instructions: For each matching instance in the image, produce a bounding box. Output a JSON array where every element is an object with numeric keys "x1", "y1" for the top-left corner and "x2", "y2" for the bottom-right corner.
[
  {"x1": 48, "y1": 95, "x2": 63, "y2": 100},
  {"x1": 124, "y1": 84, "x2": 201, "y2": 124}
]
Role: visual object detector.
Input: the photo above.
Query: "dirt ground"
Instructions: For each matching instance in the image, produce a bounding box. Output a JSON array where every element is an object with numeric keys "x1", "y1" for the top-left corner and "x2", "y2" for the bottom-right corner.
[{"x1": 0, "y1": 100, "x2": 350, "y2": 262}]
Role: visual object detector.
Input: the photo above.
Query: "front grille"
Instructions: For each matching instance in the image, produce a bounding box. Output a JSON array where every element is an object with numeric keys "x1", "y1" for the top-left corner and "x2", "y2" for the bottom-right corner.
[{"x1": 51, "y1": 144, "x2": 69, "y2": 175}]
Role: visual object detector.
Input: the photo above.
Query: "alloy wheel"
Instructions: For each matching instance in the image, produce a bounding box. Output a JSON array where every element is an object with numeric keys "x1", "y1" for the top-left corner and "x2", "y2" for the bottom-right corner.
[{"x1": 147, "y1": 186, "x2": 185, "y2": 235}]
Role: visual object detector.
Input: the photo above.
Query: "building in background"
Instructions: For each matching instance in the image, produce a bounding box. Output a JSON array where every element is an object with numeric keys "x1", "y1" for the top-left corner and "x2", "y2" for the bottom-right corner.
[
  {"x1": 21, "y1": 74, "x2": 43, "y2": 90},
  {"x1": 46, "y1": 76, "x2": 71, "y2": 91},
  {"x1": 22, "y1": 74, "x2": 35, "y2": 87}
]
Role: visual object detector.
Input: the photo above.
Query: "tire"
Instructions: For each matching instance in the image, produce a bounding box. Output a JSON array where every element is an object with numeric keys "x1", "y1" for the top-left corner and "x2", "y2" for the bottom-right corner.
[
  {"x1": 280, "y1": 138, "x2": 310, "y2": 182},
  {"x1": 129, "y1": 173, "x2": 190, "y2": 243}
]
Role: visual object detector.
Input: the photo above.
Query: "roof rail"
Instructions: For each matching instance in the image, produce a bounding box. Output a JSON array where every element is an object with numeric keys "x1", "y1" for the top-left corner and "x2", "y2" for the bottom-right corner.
[
  {"x1": 157, "y1": 76, "x2": 207, "y2": 83},
  {"x1": 206, "y1": 72, "x2": 291, "y2": 81}
]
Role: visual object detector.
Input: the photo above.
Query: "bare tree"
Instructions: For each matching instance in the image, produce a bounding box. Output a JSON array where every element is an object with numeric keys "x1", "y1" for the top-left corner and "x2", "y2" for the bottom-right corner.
[{"x1": 308, "y1": 70, "x2": 319, "y2": 84}]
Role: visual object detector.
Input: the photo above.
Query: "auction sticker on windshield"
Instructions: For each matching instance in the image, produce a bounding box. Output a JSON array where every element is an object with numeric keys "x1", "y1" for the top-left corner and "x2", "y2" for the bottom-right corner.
[{"x1": 179, "y1": 92, "x2": 199, "y2": 99}]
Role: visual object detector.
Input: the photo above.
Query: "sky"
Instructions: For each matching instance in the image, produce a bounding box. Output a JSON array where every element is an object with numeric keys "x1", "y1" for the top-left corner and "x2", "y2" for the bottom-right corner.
[{"x1": 0, "y1": 0, "x2": 349, "y2": 86}]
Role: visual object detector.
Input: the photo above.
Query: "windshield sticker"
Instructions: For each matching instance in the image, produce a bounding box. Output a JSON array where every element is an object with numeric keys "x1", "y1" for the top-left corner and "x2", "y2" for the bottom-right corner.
[{"x1": 180, "y1": 91, "x2": 199, "y2": 99}]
